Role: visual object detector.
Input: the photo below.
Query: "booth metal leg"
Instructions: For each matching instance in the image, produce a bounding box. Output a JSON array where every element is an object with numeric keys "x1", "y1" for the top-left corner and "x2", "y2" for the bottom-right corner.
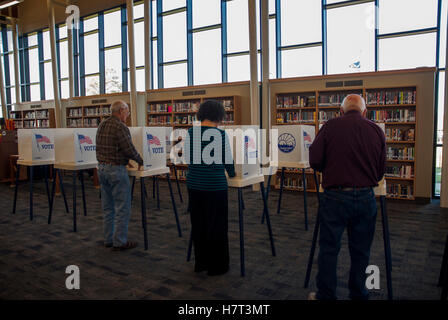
[
  {"x1": 152, "y1": 177, "x2": 156, "y2": 198},
  {"x1": 166, "y1": 173, "x2": 182, "y2": 237},
  {"x1": 29, "y1": 166, "x2": 34, "y2": 221},
  {"x1": 48, "y1": 167, "x2": 57, "y2": 224},
  {"x1": 260, "y1": 182, "x2": 276, "y2": 257},
  {"x1": 261, "y1": 175, "x2": 272, "y2": 224},
  {"x1": 172, "y1": 165, "x2": 183, "y2": 203},
  {"x1": 380, "y1": 195, "x2": 393, "y2": 300},
  {"x1": 44, "y1": 165, "x2": 51, "y2": 208},
  {"x1": 131, "y1": 176, "x2": 136, "y2": 201},
  {"x1": 80, "y1": 170, "x2": 87, "y2": 216},
  {"x1": 12, "y1": 163, "x2": 20, "y2": 214},
  {"x1": 302, "y1": 168, "x2": 309, "y2": 231},
  {"x1": 156, "y1": 177, "x2": 160, "y2": 209},
  {"x1": 439, "y1": 234, "x2": 448, "y2": 300},
  {"x1": 58, "y1": 170, "x2": 69, "y2": 213},
  {"x1": 304, "y1": 171, "x2": 321, "y2": 288},
  {"x1": 238, "y1": 188, "x2": 245, "y2": 277},
  {"x1": 187, "y1": 229, "x2": 193, "y2": 262},
  {"x1": 72, "y1": 172, "x2": 77, "y2": 232},
  {"x1": 277, "y1": 167, "x2": 285, "y2": 214},
  {"x1": 141, "y1": 177, "x2": 149, "y2": 250}
]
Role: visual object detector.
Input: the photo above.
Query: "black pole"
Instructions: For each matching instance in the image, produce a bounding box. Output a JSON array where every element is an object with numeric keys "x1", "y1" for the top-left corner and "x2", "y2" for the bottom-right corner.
[
  {"x1": 141, "y1": 177, "x2": 149, "y2": 250},
  {"x1": 238, "y1": 188, "x2": 245, "y2": 277},
  {"x1": 72, "y1": 172, "x2": 77, "y2": 232},
  {"x1": 277, "y1": 167, "x2": 285, "y2": 214},
  {"x1": 58, "y1": 170, "x2": 69, "y2": 213},
  {"x1": 302, "y1": 168, "x2": 309, "y2": 231},
  {"x1": 380, "y1": 195, "x2": 393, "y2": 300},
  {"x1": 48, "y1": 167, "x2": 57, "y2": 224},
  {"x1": 260, "y1": 182, "x2": 276, "y2": 257},
  {"x1": 29, "y1": 166, "x2": 34, "y2": 221},
  {"x1": 166, "y1": 173, "x2": 182, "y2": 237},
  {"x1": 80, "y1": 170, "x2": 87, "y2": 216},
  {"x1": 12, "y1": 163, "x2": 20, "y2": 214}
]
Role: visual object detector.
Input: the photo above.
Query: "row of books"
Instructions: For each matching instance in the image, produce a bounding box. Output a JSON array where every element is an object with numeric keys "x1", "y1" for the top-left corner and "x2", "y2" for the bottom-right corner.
[
  {"x1": 386, "y1": 183, "x2": 414, "y2": 198},
  {"x1": 35, "y1": 119, "x2": 51, "y2": 128},
  {"x1": 385, "y1": 128, "x2": 415, "y2": 141},
  {"x1": 367, "y1": 109, "x2": 416, "y2": 122},
  {"x1": 385, "y1": 165, "x2": 414, "y2": 179},
  {"x1": 148, "y1": 115, "x2": 171, "y2": 125},
  {"x1": 276, "y1": 95, "x2": 316, "y2": 108},
  {"x1": 174, "y1": 115, "x2": 198, "y2": 125},
  {"x1": 14, "y1": 121, "x2": 23, "y2": 128},
  {"x1": 318, "y1": 111, "x2": 341, "y2": 122},
  {"x1": 84, "y1": 107, "x2": 110, "y2": 116},
  {"x1": 387, "y1": 147, "x2": 415, "y2": 160},
  {"x1": 10, "y1": 112, "x2": 21, "y2": 119},
  {"x1": 174, "y1": 101, "x2": 201, "y2": 112},
  {"x1": 222, "y1": 113, "x2": 234, "y2": 124},
  {"x1": 215, "y1": 99, "x2": 234, "y2": 110},
  {"x1": 318, "y1": 93, "x2": 352, "y2": 106},
  {"x1": 83, "y1": 118, "x2": 101, "y2": 127},
  {"x1": 68, "y1": 108, "x2": 83, "y2": 117},
  {"x1": 173, "y1": 169, "x2": 187, "y2": 179},
  {"x1": 67, "y1": 119, "x2": 83, "y2": 128},
  {"x1": 276, "y1": 111, "x2": 315, "y2": 124},
  {"x1": 26, "y1": 110, "x2": 50, "y2": 119},
  {"x1": 366, "y1": 90, "x2": 416, "y2": 105},
  {"x1": 149, "y1": 103, "x2": 172, "y2": 113}
]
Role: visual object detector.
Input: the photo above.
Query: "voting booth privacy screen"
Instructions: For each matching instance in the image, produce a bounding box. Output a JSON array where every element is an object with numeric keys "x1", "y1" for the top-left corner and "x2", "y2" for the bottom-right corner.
[
  {"x1": 273, "y1": 125, "x2": 315, "y2": 167},
  {"x1": 54, "y1": 128, "x2": 97, "y2": 165},
  {"x1": 219, "y1": 125, "x2": 261, "y2": 179},
  {"x1": 18, "y1": 129, "x2": 55, "y2": 162},
  {"x1": 129, "y1": 127, "x2": 167, "y2": 170}
]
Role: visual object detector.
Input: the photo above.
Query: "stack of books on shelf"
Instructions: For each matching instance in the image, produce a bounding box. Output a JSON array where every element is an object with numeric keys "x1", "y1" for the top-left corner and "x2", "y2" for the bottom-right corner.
[
  {"x1": 24, "y1": 111, "x2": 35, "y2": 119},
  {"x1": 149, "y1": 103, "x2": 172, "y2": 113},
  {"x1": 276, "y1": 111, "x2": 315, "y2": 124},
  {"x1": 14, "y1": 121, "x2": 23, "y2": 129},
  {"x1": 84, "y1": 107, "x2": 101, "y2": 116},
  {"x1": 222, "y1": 113, "x2": 234, "y2": 124},
  {"x1": 83, "y1": 118, "x2": 100, "y2": 127},
  {"x1": 277, "y1": 95, "x2": 315, "y2": 108},
  {"x1": 36, "y1": 119, "x2": 50, "y2": 128},
  {"x1": 385, "y1": 128, "x2": 415, "y2": 141},
  {"x1": 35, "y1": 110, "x2": 49, "y2": 118},
  {"x1": 11, "y1": 112, "x2": 21, "y2": 119},
  {"x1": 148, "y1": 115, "x2": 172, "y2": 125},
  {"x1": 318, "y1": 110, "x2": 341, "y2": 122},
  {"x1": 386, "y1": 146, "x2": 415, "y2": 160},
  {"x1": 174, "y1": 114, "x2": 197, "y2": 125},
  {"x1": 385, "y1": 165, "x2": 414, "y2": 178},
  {"x1": 366, "y1": 89, "x2": 416, "y2": 105},
  {"x1": 386, "y1": 183, "x2": 414, "y2": 199},
  {"x1": 318, "y1": 93, "x2": 353, "y2": 106},
  {"x1": 100, "y1": 106, "x2": 110, "y2": 116},
  {"x1": 68, "y1": 108, "x2": 82, "y2": 117},
  {"x1": 67, "y1": 119, "x2": 82, "y2": 128},
  {"x1": 367, "y1": 109, "x2": 416, "y2": 122},
  {"x1": 174, "y1": 101, "x2": 200, "y2": 112}
]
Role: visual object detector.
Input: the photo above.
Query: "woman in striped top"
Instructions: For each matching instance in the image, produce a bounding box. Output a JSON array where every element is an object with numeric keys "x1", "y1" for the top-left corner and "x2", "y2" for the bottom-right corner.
[{"x1": 186, "y1": 100, "x2": 235, "y2": 276}]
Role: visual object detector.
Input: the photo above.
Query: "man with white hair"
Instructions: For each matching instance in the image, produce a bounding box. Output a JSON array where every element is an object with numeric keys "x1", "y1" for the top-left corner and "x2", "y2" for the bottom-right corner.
[
  {"x1": 96, "y1": 100, "x2": 143, "y2": 251},
  {"x1": 309, "y1": 94, "x2": 386, "y2": 300}
]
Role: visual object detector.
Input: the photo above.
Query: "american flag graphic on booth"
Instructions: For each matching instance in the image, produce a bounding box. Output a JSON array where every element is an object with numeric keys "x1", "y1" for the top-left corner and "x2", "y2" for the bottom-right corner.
[
  {"x1": 303, "y1": 131, "x2": 312, "y2": 143},
  {"x1": 35, "y1": 134, "x2": 51, "y2": 144},
  {"x1": 147, "y1": 134, "x2": 161, "y2": 146},
  {"x1": 78, "y1": 134, "x2": 93, "y2": 145}
]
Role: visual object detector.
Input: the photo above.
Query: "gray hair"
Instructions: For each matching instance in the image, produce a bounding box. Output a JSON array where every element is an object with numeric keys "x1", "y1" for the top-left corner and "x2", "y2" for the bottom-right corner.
[
  {"x1": 341, "y1": 94, "x2": 366, "y2": 113},
  {"x1": 110, "y1": 100, "x2": 129, "y2": 114}
]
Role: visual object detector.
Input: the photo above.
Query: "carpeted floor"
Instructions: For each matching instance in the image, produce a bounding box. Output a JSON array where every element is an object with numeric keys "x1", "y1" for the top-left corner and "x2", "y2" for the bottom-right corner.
[{"x1": 0, "y1": 172, "x2": 447, "y2": 300}]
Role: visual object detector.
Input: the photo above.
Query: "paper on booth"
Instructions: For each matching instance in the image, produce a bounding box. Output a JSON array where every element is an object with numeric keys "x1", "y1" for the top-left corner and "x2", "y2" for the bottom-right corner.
[
  {"x1": 18, "y1": 129, "x2": 55, "y2": 162},
  {"x1": 129, "y1": 127, "x2": 167, "y2": 170},
  {"x1": 54, "y1": 128, "x2": 97, "y2": 165},
  {"x1": 272, "y1": 125, "x2": 315, "y2": 168}
]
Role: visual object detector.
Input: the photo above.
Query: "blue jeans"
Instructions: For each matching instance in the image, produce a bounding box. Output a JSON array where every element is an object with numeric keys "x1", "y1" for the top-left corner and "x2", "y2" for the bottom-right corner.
[
  {"x1": 98, "y1": 164, "x2": 132, "y2": 247},
  {"x1": 316, "y1": 188, "x2": 377, "y2": 300}
]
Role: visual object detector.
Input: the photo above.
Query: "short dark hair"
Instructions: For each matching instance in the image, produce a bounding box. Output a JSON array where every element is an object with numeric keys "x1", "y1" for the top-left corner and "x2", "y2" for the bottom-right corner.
[{"x1": 196, "y1": 100, "x2": 225, "y2": 123}]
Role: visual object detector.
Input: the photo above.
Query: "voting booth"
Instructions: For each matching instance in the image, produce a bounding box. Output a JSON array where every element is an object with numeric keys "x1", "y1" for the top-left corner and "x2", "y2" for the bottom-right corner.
[
  {"x1": 54, "y1": 128, "x2": 97, "y2": 165},
  {"x1": 219, "y1": 125, "x2": 261, "y2": 180},
  {"x1": 18, "y1": 129, "x2": 55, "y2": 162},
  {"x1": 129, "y1": 127, "x2": 167, "y2": 170},
  {"x1": 272, "y1": 125, "x2": 315, "y2": 168}
]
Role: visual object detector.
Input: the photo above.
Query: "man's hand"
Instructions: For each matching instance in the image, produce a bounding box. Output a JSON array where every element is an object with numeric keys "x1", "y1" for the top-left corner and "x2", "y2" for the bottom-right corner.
[
  {"x1": 138, "y1": 164, "x2": 144, "y2": 171},
  {"x1": 126, "y1": 162, "x2": 135, "y2": 170}
]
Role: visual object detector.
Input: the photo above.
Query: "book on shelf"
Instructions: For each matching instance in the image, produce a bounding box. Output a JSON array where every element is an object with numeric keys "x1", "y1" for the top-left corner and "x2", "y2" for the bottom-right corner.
[
  {"x1": 35, "y1": 110, "x2": 49, "y2": 118},
  {"x1": 318, "y1": 92, "x2": 356, "y2": 106},
  {"x1": 148, "y1": 115, "x2": 172, "y2": 125},
  {"x1": 174, "y1": 101, "x2": 200, "y2": 112},
  {"x1": 23, "y1": 111, "x2": 35, "y2": 119},
  {"x1": 367, "y1": 109, "x2": 415, "y2": 122},
  {"x1": 276, "y1": 111, "x2": 315, "y2": 124},
  {"x1": 174, "y1": 114, "x2": 198, "y2": 125},
  {"x1": 385, "y1": 128, "x2": 415, "y2": 141},
  {"x1": 277, "y1": 95, "x2": 316, "y2": 108},
  {"x1": 67, "y1": 118, "x2": 83, "y2": 128},
  {"x1": 386, "y1": 183, "x2": 414, "y2": 198},
  {"x1": 68, "y1": 108, "x2": 82, "y2": 117},
  {"x1": 149, "y1": 103, "x2": 172, "y2": 113},
  {"x1": 386, "y1": 146, "x2": 415, "y2": 161},
  {"x1": 366, "y1": 89, "x2": 416, "y2": 105},
  {"x1": 385, "y1": 165, "x2": 414, "y2": 179},
  {"x1": 318, "y1": 110, "x2": 341, "y2": 122},
  {"x1": 83, "y1": 118, "x2": 100, "y2": 127}
]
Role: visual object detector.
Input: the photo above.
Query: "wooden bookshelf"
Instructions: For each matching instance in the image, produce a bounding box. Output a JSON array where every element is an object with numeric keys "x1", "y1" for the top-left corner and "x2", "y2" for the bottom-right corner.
[
  {"x1": 147, "y1": 95, "x2": 241, "y2": 181},
  {"x1": 273, "y1": 86, "x2": 417, "y2": 200},
  {"x1": 66, "y1": 104, "x2": 131, "y2": 128},
  {"x1": 10, "y1": 108, "x2": 56, "y2": 129}
]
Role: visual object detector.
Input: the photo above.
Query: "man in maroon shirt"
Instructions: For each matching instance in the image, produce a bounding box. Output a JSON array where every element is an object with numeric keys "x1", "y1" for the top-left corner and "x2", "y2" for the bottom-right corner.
[{"x1": 308, "y1": 94, "x2": 386, "y2": 300}]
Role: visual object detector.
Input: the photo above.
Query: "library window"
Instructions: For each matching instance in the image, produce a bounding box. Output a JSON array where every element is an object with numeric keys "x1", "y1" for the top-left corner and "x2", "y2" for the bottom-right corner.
[
  {"x1": 134, "y1": 2, "x2": 144, "y2": 20},
  {"x1": 136, "y1": 68, "x2": 145, "y2": 91},
  {"x1": 85, "y1": 74, "x2": 100, "y2": 96},
  {"x1": 44, "y1": 62, "x2": 54, "y2": 100},
  {"x1": 379, "y1": 33, "x2": 437, "y2": 71},
  {"x1": 8, "y1": 53, "x2": 15, "y2": 85},
  {"x1": 437, "y1": 71, "x2": 445, "y2": 145},
  {"x1": 439, "y1": 0, "x2": 448, "y2": 68},
  {"x1": 269, "y1": 0, "x2": 275, "y2": 14},
  {"x1": 162, "y1": 12, "x2": 187, "y2": 62},
  {"x1": 435, "y1": 146, "x2": 443, "y2": 196},
  {"x1": 280, "y1": 0, "x2": 321, "y2": 46},
  {"x1": 269, "y1": 17, "x2": 276, "y2": 79},
  {"x1": 192, "y1": 0, "x2": 220, "y2": 29},
  {"x1": 104, "y1": 48, "x2": 122, "y2": 94},
  {"x1": 58, "y1": 25, "x2": 67, "y2": 39},
  {"x1": 164, "y1": 62, "x2": 187, "y2": 88},
  {"x1": 327, "y1": 2, "x2": 375, "y2": 74},
  {"x1": 193, "y1": 28, "x2": 222, "y2": 86},
  {"x1": 59, "y1": 40, "x2": 69, "y2": 79},
  {"x1": 152, "y1": 40, "x2": 158, "y2": 89},
  {"x1": 134, "y1": 21, "x2": 145, "y2": 67},
  {"x1": 83, "y1": 16, "x2": 98, "y2": 33},
  {"x1": 83, "y1": 33, "x2": 99, "y2": 74},
  {"x1": 60, "y1": 79, "x2": 69, "y2": 99},
  {"x1": 282, "y1": 47, "x2": 322, "y2": 78},
  {"x1": 226, "y1": 0, "x2": 249, "y2": 53},
  {"x1": 379, "y1": 0, "x2": 438, "y2": 34},
  {"x1": 30, "y1": 84, "x2": 40, "y2": 101},
  {"x1": 152, "y1": 0, "x2": 157, "y2": 37},
  {"x1": 104, "y1": 10, "x2": 122, "y2": 47},
  {"x1": 9, "y1": 87, "x2": 16, "y2": 104},
  {"x1": 28, "y1": 47, "x2": 40, "y2": 83},
  {"x1": 227, "y1": 54, "x2": 250, "y2": 82},
  {"x1": 163, "y1": 0, "x2": 185, "y2": 12},
  {"x1": 43, "y1": 30, "x2": 51, "y2": 60},
  {"x1": 28, "y1": 33, "x2": 37, "y2": 47}
]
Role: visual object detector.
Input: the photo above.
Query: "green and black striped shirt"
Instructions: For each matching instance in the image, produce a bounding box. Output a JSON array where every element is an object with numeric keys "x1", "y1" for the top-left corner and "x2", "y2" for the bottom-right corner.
[{"x1": 186, "y1": 126, "x2": 235, "y2": 191}]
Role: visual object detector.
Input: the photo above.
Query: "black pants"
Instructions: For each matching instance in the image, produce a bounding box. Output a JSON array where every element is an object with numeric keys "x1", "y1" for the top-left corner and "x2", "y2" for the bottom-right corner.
[{"x1": 188, "y1": 188, "x2": 229, "y2": 274}]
